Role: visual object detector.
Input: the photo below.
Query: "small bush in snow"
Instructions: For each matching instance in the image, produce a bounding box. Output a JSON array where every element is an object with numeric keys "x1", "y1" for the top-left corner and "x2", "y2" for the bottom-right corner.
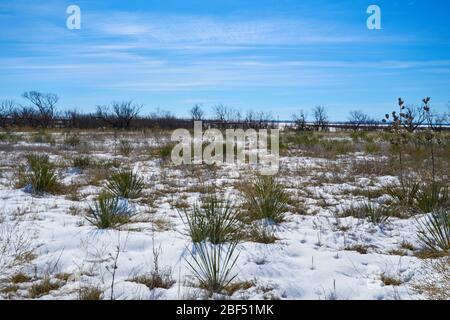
[
  {"x1": 17, "y1": 154, "x2": 59, "y2": 194},
  {"x1": 86, "y1": 196, "x2": 135, "y2": 229},
  {"x1": 118, "y1": 139, "x2": 133, "y2": 157},
  {"x1": 417, "y1": 209, "x2": 450, "y2": 253},
  {"x1": 72, "y1": 155, "x2": 91, "y2": 170},
  {"x1": 241, "y1": 176, "x2": 289, "y2": 223},
  {"x1": 181, "y1": 195, "x2": 241, "y2": 244},
  {"x1": 186, "y1": 241, "x2": 239, "y2": 297},
  {"x1": 362, "y1": 202, "x2": 391, "y2": 225},
  {"x1": 63, "y1": 132, "x2": 81, "y2": 147},
  {"x1": 415, "y1": 182, "x2": 449, "y2": 214},
  {"x1": 105, "y1": 169, "x2": 145, "y2": 199}
]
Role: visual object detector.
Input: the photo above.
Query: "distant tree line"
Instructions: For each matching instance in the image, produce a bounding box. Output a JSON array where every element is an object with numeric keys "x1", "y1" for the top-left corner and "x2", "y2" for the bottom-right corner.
[
  {"x1": 292, "y1": 101, "x2": 449, "y2": 132},
  {"x1": 0, "y1": 91, "x2": 449, "y2": 131}
]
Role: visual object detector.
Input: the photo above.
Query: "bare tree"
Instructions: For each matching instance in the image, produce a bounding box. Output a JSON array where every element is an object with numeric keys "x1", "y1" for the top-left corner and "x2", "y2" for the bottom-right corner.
[
  {"x1": 22, "y1": 91, "x2": 59, "y2": 128},
  {"x1": 292, "y1": 109, "x2": 308, "y2": 131},
  {"x1": 190, "y1": 104, "x2": 204, "y2": 121},
  {"x1": 312, "y1": 105, "x2": 328, "y2": 131},
  {"x1": 0, "y1": 100, "x2": 15, "y2": 127},
  {"x1": 113, "y1": 101, "x2": 142, "y2": 129},
  {"x1": 348, "y1": 110, "x2": 374, "y2": 128},
  {"x1": 97, "y1": 101, "x2": 141, "y2": 129}
]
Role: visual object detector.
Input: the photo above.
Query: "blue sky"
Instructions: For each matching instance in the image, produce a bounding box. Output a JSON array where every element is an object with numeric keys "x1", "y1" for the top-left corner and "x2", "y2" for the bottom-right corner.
[{"x1": 0, "y1": 0, "x2": 449, "y2": 120}]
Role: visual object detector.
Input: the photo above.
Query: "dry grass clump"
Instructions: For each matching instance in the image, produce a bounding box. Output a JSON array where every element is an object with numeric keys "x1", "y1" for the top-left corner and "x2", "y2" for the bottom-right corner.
[
  {"x1": 78, "y1": 286, "x2": 103, "y2": 300},
  {"x1": 28, "y1": 278, "x2": 62, "y2": 298}
]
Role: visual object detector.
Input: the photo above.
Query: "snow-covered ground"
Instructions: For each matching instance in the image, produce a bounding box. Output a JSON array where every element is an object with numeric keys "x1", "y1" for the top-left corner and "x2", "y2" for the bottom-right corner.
[{"x1": 0, "y1": 132, "x2": 436, "y2": 300}]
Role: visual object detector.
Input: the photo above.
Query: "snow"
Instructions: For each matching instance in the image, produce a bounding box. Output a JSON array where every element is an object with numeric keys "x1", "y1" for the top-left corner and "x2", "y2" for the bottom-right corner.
[{"x1": 0, "y1": 133, "x2": 434, "y2": 300}]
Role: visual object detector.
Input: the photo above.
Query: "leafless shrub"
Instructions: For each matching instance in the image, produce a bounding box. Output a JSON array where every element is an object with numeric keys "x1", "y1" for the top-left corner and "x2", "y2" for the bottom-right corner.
[{"x1": 0, "y1": 218, "x2": 36, "y2": 277}]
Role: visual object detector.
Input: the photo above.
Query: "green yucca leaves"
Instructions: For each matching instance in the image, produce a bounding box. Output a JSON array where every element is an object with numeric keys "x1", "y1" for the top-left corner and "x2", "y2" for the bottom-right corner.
[
  {"x1": 417, "y1": 209, "x2": 450, "y2": 253},
  {"x1": 86, "y1": 196, "x2": 135, "y2": 229},
  {"x1": 18, "y1": 154, "x2": 58, "y2": 194},
  {"x1": 242, "y1": 176, "x2": 289, "y2": 223},
  {"x1": 186, "y1": 241, "x2": 239, "y2": 296},
  {"x1": 181, "y1": 195, "x2": 240, "y2": 244},
  {"x1": 416, "y1": 182, "x2": 449, "y2": 213},
  {"x1": 362, "y1": 202, "x2": 391, "y2": 225},
  {"x1": 105, "y1": 169, "x2": 145, "y2": 199}
]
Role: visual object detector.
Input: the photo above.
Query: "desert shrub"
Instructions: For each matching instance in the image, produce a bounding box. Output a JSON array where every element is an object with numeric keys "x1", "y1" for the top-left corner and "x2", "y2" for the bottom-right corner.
[
  {"x1": 385, "y1": 177, "x2": 420, "y2": 209},
  {"x1": 364, "y1": 142, "x2": 381, "y2": 154},
  {"x1": 29, "y1": 131, "x2": 55, "y2": 145},
  {"x1": 241, "y1": 176, "x2": 289, "y2": 223},
  {"x1": 85, "y1": 196, "x2": 135, "y2": 229},
  {"x1": 181, "y1": 195, "x2": 241, "y2": 244},
  {"x1": 105, "y1": 169, "x2": 145, "y2": 199},
  {"x1": 415, "y1": 182, "x2": 449, "y2": 213},
  {"x1": 362, "y1": 202, "x2": 391, "y2": 224},
  {"x1": 416, "y1": 209, "x2": 449, "y2": 253},
  {"x1": 340, "y1": 202, "x2": 391, "y2": 224},
  {"x1": 319, "y1": 139, "x2": 356, "y2": 156},
  {"x1": 285, "y1": 131, "x2": 319, "y2": 147},
  {"x1": 78, "y1": 286, "x2": 103, "y2": 300},
  {"x1": 72, "y1": 155, "x2": 91, "y2": 170},
  {"x1": 118, "y1": 139, "x2": 133, "y2": 157},
  {"x1": 0, "y1": 132, "x2": 22, "y2": 143},
  {"x1": 17, "y1": 154, "x2": 58, "y2": 194},
  {"x1": 186, "y1": 241, "x2": 239, "y2": 297},
  {"x1": 28, "y1": 278, "x2": 61, "y2": 298},
  {"x1": 63, "y1": 132, "x2": 81, "y2": 147},
  {"x1": 158, "y1": 143, "x2": 175, "y2": 160}
]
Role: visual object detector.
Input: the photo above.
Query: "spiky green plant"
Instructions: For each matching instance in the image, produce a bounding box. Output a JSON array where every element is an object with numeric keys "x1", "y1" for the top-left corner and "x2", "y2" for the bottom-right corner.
[
  {"x1": 186, "y1": 241, "x2": 239, "y2": 296},
  {"x1": 363, "y1": 202, "x2": 391, "y2": 225},
  {"x1": 85, "y1": 196, "x2": 135, "y2": 229},
  {"x1": 181, "y1": 195, "x2": 240, "y2": 244},
  {"x1": 63, "y1": 132, "x2": 81, "y2": 147},
  {"x1": 242, "y1": 176, "x2": 289, "y2": 223},
  {"x1": 18, "y1": 154, "x2": 58, "y2": 194},
  {"x1": 415, "y1": 182, "x2": 449, "y2": 213},
  {"x1": 72, "y1": 155, "x2": 91, "y2": 170},
  {"x1": 105, "y1": 169, "x2": 145, "y2": 199},
  {"x1": 386, "y1": 178, "x2": 420, "y2": 208},
  {"x1": 417, "y1": 209, "x2": 450, "y2": 253}
]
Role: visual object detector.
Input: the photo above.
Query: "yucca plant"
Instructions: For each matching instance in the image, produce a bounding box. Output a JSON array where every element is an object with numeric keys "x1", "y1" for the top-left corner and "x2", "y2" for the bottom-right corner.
[
  {"x1": 417, "y1": 209, "x2": 450, "y2": 253},
  {"x1": 105, "y1": 169, "x2": 145, "y2": 199},
  {"x1": 241, "y1": 176, "x2": 289, "y2": 223},
  {"x1": 363, "y1": 202, "x2": 391, "y2": 225},
  {"x1": 186, "y1": 241, "x2": 239, "y2": 297},
  {"x1": 386, "y1": 177, "x2": 420, "y2": 209},
  {"x1": 85, "y1": 196, "x2": 135, "y2": 229},
  {"x1": 181, "y1": 195, "x2": 240, "y2": 244},
  {"x1": 415, "y1": 182, "x2": 449, "y2": 213},
  {"x1": 72, "y1": 155, "x2": 91, "y2": 170},
  {"x1": 18, "y1": 154, "x2": 58, "y2": 194}
]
